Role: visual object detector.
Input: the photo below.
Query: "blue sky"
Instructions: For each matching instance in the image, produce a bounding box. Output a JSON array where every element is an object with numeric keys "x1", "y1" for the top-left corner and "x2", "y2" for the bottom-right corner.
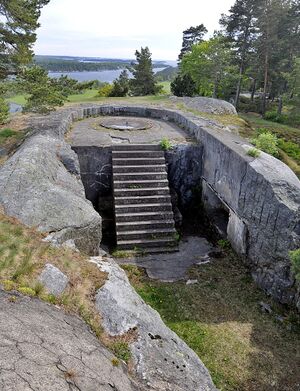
[{"x1": 34, "y1": 0, "x2": 235, "y2": 61}]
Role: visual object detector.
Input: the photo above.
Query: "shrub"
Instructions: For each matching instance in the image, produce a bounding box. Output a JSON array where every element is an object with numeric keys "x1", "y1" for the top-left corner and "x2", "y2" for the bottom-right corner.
[
  {"x1": 98, "y1": 83, "x2": 113, "y2": 97},
  {"x1": 251, "y1": 131, "x2": 279, "y2": 157},
  {"x1": 17, "y1": 286, "x2": 36, "y2": 296},
  {"x1": 0, "y1": 97, "x2": 9, "y2": 124},
  {"x1": 171, "y1": 73, "x2": 197, "y2": 97},
  {"x1": 110, "y1": 341, "x2": 131, "y2": 363},
  {"x1": 247, "y1": 148, "x2": 261, "y2": 158},
  {"x1": 217, "y1": 239, "x2": 231, "y2": 250},
  {"x1": 277, "y1": 139, "x2": 300, "y2": 164},
  {"x1": 0, "y1": 128, "x2": 17, "y2": 141},
  {"x1": 160, "y1": 137, "x2": 172, "y2": 151},
  {"x1": 289, "y1": 249, "x2": 300, "y2": 282}
]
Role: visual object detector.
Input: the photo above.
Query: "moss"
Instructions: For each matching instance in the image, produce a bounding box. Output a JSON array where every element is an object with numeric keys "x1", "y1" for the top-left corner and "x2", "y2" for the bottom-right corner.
[
  {"x1": 17, "y1": 286, "x2": 36, "y2": 297},
  {"x1": 110, "y1": 341, "x2": 131, "y2": 363}
]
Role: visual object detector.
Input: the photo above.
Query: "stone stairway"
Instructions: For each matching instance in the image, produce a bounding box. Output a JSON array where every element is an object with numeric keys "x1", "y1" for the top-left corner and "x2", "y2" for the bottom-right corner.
[{"x1": 112, "y1": 144, "x2": 178, "y2": 253}]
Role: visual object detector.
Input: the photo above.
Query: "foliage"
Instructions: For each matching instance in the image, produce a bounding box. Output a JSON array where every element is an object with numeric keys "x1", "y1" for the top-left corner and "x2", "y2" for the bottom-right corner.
[
  {"x1": 217, "y1": 239, "x2": 231, "y2": 249},
  {"x1": 17, "y1": 66, "x2": 66, "y2": 113},
  {"x1": 98, "y1": 83, "x2": 113, "y2": 97},
  {"x1": 277, "y1": 138, "x2": 300, "y2": 164},
  {"x1": 130, "y1": 47, "x2": 160, "y2": 96},
  {"x1": 110, "y1": 341, "x2": 131, "y2": 363},
  {"x1": 159, "y1": 137, "x2": 172, "y2": 151},
  {"x1": 289, "y1": 249, "x2": 300, "y2": 282},
  {"x1": 170, "y1": 73, "x2": 197, "y2": 97},
  {"x1": 178, "y1": 24, "x2": 208, "y2": 61},
  {"x1": 247, "y1": 148, "x2": 261, "y2": 158},
  {"x1": 251, "y1": 131, "x2": 279, "y2": 157},
  {"x1": 180, "y1": 36, "x2": 237, "y2": 99},
  {"x1": 0, "y1": 97, "x2": 9, "y2": 124},
  {"x1": 17, "y1": 286, "x2": 36, "y2": 296},
  {"x1": 109, "y1": 70, "x2": 130, "y2": 97},
  {"x1": 0, "y1": 0, "x2": 50, "y2": 79},
  {"x1": 51, "y1": 75, "x2": 94, "y2": 97}
]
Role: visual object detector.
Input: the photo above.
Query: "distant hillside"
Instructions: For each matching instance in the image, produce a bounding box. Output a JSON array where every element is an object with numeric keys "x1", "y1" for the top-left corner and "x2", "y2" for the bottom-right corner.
[
  {"x1": 155, "y1": 66, "x2": 178, "y2": 81},
  {"x1": 34, "y1": 55, "x2": 168, "y2": 72}
]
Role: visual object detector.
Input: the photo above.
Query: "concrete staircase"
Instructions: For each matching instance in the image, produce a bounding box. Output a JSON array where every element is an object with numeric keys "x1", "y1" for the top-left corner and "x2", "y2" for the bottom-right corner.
[{"x1": 112, "y1": 144, "x2": 178, "y2": 253}]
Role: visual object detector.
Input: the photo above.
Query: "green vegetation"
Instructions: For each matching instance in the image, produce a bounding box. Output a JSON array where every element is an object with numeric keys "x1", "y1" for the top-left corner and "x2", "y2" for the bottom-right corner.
[
  {"x1": 0, "y1": 128, "x2": 17, "y2": 141},
  {"x1": 122, "y1": 254, "x2": 300, "y2": 391},
  {"x1": 251, "y1": 131, "x2": 279, "y2": 157},
  {"x1": 130, "y1": 47, "x2": 161, "y2": 96},
  {"x1": 289, "y1": 249, "x2": 300, "y2": 282},
  {"x1": 159, "y1": 137, "x2": 172, "y2": 151},
  {"x1": 0, "y1": 0, "x2": 50, "y2": 79},
  {"x1": 247, "y1": 148, "x2": 261, "y2": 158},
  {"x1": 0, "y1": 210, "x2": 107, "y2": 341},
  {"x1": 110, "y1": 341, "x2": 131, "y2": 363},
  {"x1": 217, "y1": 239, "x2": 231, "y2": 249},
  {"x1": 0, "y1": 98, "x2": 9, "y2": 124},
  {"x1": 98, "y1": 83, "x2": 114, "y2": 97},
  {"x1": 171, "y1": 73, "x2": 197, "y2": 97},
  {"x1": 109, "y1": 70, "x2": 130, "y2": 97}
]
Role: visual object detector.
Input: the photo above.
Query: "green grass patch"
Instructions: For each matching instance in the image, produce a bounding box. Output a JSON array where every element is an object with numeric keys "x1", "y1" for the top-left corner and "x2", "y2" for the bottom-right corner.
[
  {"x1": 124, "y1": 253, "x2": 300, "y2": 391},
  {"x1": 0, "y1": 128, "x2": 18, "y2": 140},
  {"x1": 5, "y1": 94, "x2": 27, "y2": 106}
]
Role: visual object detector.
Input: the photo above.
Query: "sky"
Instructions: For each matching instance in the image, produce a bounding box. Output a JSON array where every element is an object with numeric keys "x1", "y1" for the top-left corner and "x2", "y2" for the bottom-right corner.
[{"x1": 34, "y1": 0, "x2": 235, "y2": 61}]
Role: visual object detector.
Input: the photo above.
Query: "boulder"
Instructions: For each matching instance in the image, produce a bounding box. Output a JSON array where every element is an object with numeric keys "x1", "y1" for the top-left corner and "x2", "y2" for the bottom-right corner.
[
  {"x1": 94, "y1": 258, "x2": 218, "y2": 391},
  {"x1": 38, "y1": 264, "x2": 69, "y2": 296},
  {"x1": 169, "y1": 96, "x2": 237, "y2": 115}
]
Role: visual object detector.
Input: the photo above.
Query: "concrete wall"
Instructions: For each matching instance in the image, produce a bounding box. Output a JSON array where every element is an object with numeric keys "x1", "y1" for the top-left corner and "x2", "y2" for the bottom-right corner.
[{"x1": 2, "y1": 104, "x2": 299, "y2": 309}]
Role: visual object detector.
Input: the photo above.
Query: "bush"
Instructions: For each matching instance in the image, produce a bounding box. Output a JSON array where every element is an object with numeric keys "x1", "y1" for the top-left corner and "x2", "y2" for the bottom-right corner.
[
  {"x1": 0, "y1": 97, "x2": 9, "y2": 124},
  {"x1": 171, "y1": 74, "x2": 197, "y2": 97},
  {"x1": 98, "y1": 83, "x2": 113, "y2": 97},
  {"x1": 159, "y1": 137, "x2": 172, "y2": 151},
  {"x1": 289, "y1": 249, "x2": 300, "y2": 282},
  {"x1": 277, "y1": 139, "x2": 300, "y2": 164},
  {"x1": 251, "y1": 131, "x2": 279, "y2": 157},
  {"x1": 247, "y1": 148, "x2": 261, "y2": 158},
  {"x1": 264, "y1": 111, "x2": 289, "y2": 124}
]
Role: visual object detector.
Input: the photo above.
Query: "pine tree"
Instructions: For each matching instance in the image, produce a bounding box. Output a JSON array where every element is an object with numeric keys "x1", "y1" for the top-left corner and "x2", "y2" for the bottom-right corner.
[
  {"x1": 220, "y1": 0, "x2": 258, "y2": 107},
  {"x1": 130, "y1": 47, "x2": 158, "y2": 96},
  {"x1": 0, "y1": 0, "x2": 50, "y2": 79},
  {"x1": 178, "y1": 24, "x2": 208, "y2": 61}
]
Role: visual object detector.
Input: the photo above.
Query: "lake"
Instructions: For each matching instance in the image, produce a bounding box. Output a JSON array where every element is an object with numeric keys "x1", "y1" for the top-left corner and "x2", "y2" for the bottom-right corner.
[{"x1": 48, "y1": 67, "x2": 167, "y2": 83}]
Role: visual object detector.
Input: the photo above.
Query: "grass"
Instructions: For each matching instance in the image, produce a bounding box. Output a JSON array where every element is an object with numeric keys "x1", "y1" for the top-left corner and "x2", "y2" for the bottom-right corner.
[
  {"x1": 241, "y1": 113, "x2": 300, "y2": 177},
  {"x1": 0, "y1": 209, "x2": 107, "y2": 339},
  {"x1": 5, "y1": 94, "x2": 27, "y2": 106},
  {"x1": 122, "y1": 252, "x2": 300, "y2": 391},
  {"x1": 247, "y1": 148, "x2": 261, "y2": 158}
]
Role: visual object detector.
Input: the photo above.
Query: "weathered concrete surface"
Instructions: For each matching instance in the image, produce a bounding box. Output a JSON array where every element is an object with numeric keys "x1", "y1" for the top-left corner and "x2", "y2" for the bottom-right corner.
[
  {"x1": 116, "y1": 236, "x2": 215, "y2": 281},
  {"x1": 0, "y1": 114, "x2": 102, "y2": 255},
  {"x1": 38, "y1": 264, "x2": 69, "y2": 296},
  {"x1": 0, "y1": 289, "x2": 142, "y2": 391},
  {"x1": 166, "y1": 144, "x2": 203, "y2": 209},
  {"x1": 169, "y1": 96, "x2": 237, "y2": 115},
  {"x1": 69, "y1": 116, "x2": 189, "y2": 147},
  {"x1": 94, "y1": 258, "x2": 218, "y2": 391}
]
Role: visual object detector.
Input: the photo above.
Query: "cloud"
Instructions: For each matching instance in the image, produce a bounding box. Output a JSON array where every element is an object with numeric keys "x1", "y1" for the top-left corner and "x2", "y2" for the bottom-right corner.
[{"x1": 34, "y1": 0, "x2": 235, "y2": 59}]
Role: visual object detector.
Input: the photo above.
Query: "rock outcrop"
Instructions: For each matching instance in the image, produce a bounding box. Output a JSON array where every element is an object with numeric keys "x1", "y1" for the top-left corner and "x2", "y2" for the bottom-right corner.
[
  {"x1": 94, "y1": 258, "x2": 218, "y2": 391},
  {"x1": 0, "y1": 112, "x2": 102, "y2": 255},
  {"x1": 169, "y1": 96, "x2": 237, "y2": 115},
  {"x1": 0, "y1": 288, "x2": 142, "y2": 391}
]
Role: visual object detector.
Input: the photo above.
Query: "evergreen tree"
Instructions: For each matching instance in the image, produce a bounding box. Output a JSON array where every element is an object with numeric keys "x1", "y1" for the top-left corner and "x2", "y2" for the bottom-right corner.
[
  {"x1": 0, "y1": 0, "x2": 50, "y2": 79},
  {"x1": 170, "y1": 74, "x2": 197, "y2": 97},
  {"x1": 130, "y1": 47, "x2": 158, "y2": 96},
  {"x1": 109, "y1": 69, "x2": 130, "y2": 97},
  {"x1": 220, "y1": 0, "x2": 259, "y2": 107},
  {"x1": 178, "y1": 24, "x2": 208, "y2": 61}
]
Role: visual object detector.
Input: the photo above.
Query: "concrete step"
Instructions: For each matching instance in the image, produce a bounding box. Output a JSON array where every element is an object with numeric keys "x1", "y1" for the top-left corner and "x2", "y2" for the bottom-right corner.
[
  {"x1": 114, "y1": 195, "x2": 171, "y2": 205},
  {"x1": 112, "y1": 144, "x2": 161, "y2": 151},
  {"x1": 112, "y1": 157, "x2": 165, "y2": 166},
  {"x1": 114, "y1": 187, "x2": 170, "y2": 197},
  {"x1": 115, "y1": 203, "x2": 172, "y2": 213},
  {"x1": 113, "y1": 172, "x2": 168, "y2": 181},
  {"x1": 115, "y1": 211, "x2": 174, "y2": 222},
  {"x1": 116, "y1": 219, "x2": 175, "y2": 231},
  {"x1": 112, "y1": 150, "x2": 164, "y2": 159},
  {"x1": 113, "y1": 179, "x2": 169, "y2": 189},
  {"x1": 117, "y1": 228, "x2": 176, "y2": 241},
  {"x1": 113, "y1": 165, "x2": 167, "y2": 173},
  {"x1": 117, "y1": 238, "x2": 178, "y2": 250}
]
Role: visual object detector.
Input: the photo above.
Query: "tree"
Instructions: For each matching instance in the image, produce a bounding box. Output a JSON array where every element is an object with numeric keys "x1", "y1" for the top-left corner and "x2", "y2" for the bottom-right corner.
[
  {"x1": 178, "y1": 24, "x2": 208, "y2": 61},
  {"x1": 130, "y1": 47, "x2": 159, "y2": 96},
  {"x1": 17, "y1": 66, "x2": 66, "y2": 113},
  {"x1": 220, "y1": 0, "x2": 259, "y2": 107},
  {"x1": 181, "y1": 36, "x2": 236, "y2": 99},
  {"x1": 170, "y1": 74, "x2": 197, "y2": 97},
  {"x1": 0, "y1": 0, "x2": 50, "y2": 79},
  {"x1": 109, "y1": 69, "x2": 130, "y2": 97}
]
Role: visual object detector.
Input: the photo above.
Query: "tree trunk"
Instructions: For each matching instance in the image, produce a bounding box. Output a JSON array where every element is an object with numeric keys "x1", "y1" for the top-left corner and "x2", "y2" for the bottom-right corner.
[
  {"x1": 234, "y1": 65, "x2": 243, "y2": 108},
  {"x1": 277, "y1": 96, "x2": 283, "y2": 115},
  {"x1": 251, "y1": 79, "x2": 257, "y2": 101}
]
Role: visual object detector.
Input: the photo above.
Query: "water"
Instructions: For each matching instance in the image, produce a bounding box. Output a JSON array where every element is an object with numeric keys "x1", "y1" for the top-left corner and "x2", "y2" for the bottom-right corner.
[{"x1": 48, "y1": 67, "x2": 167, "y2": 83}]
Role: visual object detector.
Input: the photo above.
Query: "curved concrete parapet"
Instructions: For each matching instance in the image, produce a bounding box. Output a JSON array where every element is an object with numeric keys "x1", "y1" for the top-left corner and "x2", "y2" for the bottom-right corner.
[{"x1": 0, "y1": 104, "x2": 299, "y2": 308}]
